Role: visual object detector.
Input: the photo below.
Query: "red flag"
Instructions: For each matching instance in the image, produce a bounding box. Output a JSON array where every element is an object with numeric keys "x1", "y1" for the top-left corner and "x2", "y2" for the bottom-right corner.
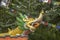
[{"x1": 48, "y1": 0, "x2": 52, "y2": 4}]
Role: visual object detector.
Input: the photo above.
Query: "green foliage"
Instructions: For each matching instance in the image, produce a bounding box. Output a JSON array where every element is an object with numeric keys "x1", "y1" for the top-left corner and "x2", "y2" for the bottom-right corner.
[
  {"x1": 29, "y1": 25, "x2": 60, "y2": 40},
  {"x1": 0, "y1": 7, "x2": 16, "y2": 33}
]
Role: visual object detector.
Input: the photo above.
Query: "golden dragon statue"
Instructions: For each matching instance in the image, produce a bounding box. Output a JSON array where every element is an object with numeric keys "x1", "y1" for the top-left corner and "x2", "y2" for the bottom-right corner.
[{"x1": 0, "y1": 10, "x2": 44, "y2": 36}]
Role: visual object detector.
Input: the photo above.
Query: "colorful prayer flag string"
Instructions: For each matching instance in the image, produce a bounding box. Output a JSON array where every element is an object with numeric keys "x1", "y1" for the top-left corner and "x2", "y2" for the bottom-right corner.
[{"x1": 41, "y1": 21, "x2": 60, "y2": 29}]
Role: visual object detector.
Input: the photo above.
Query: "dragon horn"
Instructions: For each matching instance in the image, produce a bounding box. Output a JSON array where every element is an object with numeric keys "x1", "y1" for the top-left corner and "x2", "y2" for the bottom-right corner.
[
  {"x1": 38, "y1": 10, "x2": 44, "y2": 20},
  {"x1": 8, "y1": 28, "x2": 11, "y2": 32},
  {"x1": 33, "y1": 10, "x2": 44, "y2": 22}
]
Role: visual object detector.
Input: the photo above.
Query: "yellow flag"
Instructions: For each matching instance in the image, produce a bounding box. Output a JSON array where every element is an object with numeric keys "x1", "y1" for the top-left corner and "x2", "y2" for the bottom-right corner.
[{"x1": 52, "y1": 24, "x2": 56, "y2": 28}]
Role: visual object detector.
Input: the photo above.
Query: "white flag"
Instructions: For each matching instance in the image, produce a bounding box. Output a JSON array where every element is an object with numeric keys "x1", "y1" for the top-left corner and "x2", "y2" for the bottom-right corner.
[
  {"x1": 43, "y1": 0, "x2": 48, "y2": 3},
  {"x1": 1, "y1": 1, "x2": 6, "y2": 6}
]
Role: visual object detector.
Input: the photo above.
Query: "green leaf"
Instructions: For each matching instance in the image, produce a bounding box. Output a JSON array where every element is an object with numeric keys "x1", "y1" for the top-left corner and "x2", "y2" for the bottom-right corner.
[
  {"x1": 19, "y1": 13, "x2": 25, "y2": 19},
  {"x1": 16, "y1": 17, "x2": 24, "y2": 24}
]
